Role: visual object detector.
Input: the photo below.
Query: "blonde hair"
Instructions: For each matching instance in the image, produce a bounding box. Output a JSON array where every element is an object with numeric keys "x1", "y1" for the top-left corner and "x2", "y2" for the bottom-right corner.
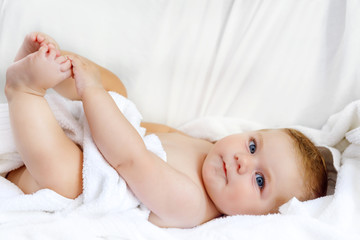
[{"x1": 283, "y1": 128, "x2": 328, "y2": 200}]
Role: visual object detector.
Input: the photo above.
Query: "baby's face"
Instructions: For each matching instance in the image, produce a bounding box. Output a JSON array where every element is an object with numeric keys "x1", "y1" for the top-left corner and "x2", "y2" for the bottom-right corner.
[{"x1": 202, "y1": 129, "x2": 305, "y2": 215}]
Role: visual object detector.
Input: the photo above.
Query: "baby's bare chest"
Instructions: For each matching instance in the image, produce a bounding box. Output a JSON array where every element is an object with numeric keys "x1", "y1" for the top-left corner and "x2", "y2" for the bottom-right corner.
[{"x1": 156, "y1": 133, "x2": 212, "y2": 187}]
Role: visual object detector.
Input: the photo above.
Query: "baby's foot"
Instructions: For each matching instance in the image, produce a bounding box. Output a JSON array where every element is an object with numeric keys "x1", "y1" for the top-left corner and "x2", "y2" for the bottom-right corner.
[
  {"x1": 6, "y1": 45, "x2": 72, "y2": 99},
  {"x1": 70, "y1": 55, "x2": 102, "y2": 98},
  {"x1": 14, "y1": 32, "x2": 60, "y2": 62}
]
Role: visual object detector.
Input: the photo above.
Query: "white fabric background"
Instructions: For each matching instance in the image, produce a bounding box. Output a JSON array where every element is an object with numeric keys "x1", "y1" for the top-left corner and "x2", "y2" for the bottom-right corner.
[{"x1": 0, "y1": 0, "x2": 359, "y2": 131}]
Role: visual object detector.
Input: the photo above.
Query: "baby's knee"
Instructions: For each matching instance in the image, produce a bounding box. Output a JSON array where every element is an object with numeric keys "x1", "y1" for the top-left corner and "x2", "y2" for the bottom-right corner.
[
  {"x1": 37, "y1": 166, "x2": 83, "y2": 199},
  {"x1": 41, "y1": 177, "x2": 83, "y2": 199}
]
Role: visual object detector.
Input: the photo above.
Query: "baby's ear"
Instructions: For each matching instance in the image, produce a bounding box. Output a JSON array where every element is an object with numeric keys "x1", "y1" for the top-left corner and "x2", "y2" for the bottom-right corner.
[{"x1": 317, "y1": 146, "x2": 337, "y2": 195}]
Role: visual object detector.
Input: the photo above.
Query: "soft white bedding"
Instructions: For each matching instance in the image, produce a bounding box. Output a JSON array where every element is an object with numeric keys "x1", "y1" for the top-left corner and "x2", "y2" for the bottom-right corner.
[{"x1": 0, "y1": 0, "x2": 359, "y2": 239}]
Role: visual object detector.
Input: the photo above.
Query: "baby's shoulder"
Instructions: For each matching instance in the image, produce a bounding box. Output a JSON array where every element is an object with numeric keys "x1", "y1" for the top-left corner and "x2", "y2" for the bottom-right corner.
[{"x1": 157, "y1": 131, "x2": 213, "y2": 149}]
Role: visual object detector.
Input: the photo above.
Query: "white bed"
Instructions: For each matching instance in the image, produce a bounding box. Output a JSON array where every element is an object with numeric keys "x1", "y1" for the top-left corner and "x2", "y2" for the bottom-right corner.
[{"x1": 0, "y1": 0, "x2": 359, "y2": 239}]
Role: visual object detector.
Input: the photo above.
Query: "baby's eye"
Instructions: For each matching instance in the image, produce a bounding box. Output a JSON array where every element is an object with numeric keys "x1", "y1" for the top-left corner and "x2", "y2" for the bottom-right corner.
[
  {"x1": 255, "y1": 173, "x2": 265, "y2": 189},
  {"x1": 249, "y1": 140, "x2": 256, "y2": 154}
]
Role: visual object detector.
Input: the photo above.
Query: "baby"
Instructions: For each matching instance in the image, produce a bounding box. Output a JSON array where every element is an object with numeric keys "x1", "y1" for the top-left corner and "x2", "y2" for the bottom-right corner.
[{"x1": 5, "y1": 32, "x2": 328, "y2": 228}]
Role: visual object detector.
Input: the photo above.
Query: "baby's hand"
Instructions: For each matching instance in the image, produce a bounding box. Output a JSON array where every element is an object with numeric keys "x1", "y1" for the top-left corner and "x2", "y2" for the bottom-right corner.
[{"x1": 69, "y1": 55, "x2": 103, "y2": 98}]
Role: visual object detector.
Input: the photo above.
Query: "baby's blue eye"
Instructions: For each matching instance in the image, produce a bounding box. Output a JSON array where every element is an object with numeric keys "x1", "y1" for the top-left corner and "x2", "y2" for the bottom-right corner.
[
  {"x1": 249, "y1": 140, "x2": 256, "y2": 154},
  {"x1": 256, "y1": 173, "x2": 265, "y2": 189}
]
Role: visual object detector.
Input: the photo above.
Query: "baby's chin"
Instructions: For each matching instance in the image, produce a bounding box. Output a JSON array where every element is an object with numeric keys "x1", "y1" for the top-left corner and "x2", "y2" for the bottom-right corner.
[{"x1": 202, "y1": 162, "x2": 227, "y2": 195}]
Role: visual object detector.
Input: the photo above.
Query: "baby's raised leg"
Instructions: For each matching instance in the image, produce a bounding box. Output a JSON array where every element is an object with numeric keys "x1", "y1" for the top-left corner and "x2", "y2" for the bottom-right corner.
[{"x1": 6, "y1": 46, "x2": 83, "y2": 199}]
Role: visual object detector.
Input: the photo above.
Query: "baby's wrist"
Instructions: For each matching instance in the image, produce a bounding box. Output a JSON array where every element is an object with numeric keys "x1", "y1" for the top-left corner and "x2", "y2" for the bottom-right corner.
[{"x1": 80, "y1": 85, "x2": 105, "y2": 99}]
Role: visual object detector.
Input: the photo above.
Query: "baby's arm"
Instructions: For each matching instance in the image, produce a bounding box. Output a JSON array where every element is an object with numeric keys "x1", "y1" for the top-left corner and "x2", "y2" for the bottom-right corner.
[
  {"x1": 55, "y1": 53, "x2": 186, "y2": 136},
  {"x1": 141, "y1": 122, "x2": 186, "y2": 135},
  {"x1": 71, "y1": 56, "x2": 203, "y2": 227}
]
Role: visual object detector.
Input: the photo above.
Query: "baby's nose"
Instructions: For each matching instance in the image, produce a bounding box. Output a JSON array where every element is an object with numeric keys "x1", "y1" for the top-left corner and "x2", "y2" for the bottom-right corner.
[{"x1": 234, "y1": 153, "x2": 253, "y2": 174}]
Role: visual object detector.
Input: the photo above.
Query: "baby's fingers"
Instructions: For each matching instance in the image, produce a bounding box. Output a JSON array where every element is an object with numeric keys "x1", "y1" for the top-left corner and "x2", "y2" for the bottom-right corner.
[
  {"x1": 56, "y1": 55, "x2": 69, "y2": 64},
  {"x1": 61, "y1": 68, "x2": 73, "y2": 80},
  {"x1": 60, "y1": 59, "x2": 72, "y2": 72}
]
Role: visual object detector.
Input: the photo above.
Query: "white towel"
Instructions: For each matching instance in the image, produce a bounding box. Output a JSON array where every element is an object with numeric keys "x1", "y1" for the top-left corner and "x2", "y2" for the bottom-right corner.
[{"x1": 0, "y1": 92, "x2": 166, "y2": 216}]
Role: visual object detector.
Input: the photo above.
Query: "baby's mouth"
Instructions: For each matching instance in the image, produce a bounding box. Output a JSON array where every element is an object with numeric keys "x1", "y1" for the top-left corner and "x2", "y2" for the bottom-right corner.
[{"x1": 223, "y1": 161, "x2": 228, "y2": 183}]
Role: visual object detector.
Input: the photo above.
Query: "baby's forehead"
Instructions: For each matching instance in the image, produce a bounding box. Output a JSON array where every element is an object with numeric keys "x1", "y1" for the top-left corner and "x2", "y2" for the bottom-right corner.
[
  {"x1": 254, "y1": 128, "x2": 285, "y2": 135},
  {"x1": 256, "y1": 129, "x2": 305, "y2": 203},
  {"x1": 253, "y1": 129, "x2": 294, "y2": 147},
  {"x1": 260, "y1": 129, "x2": 301, "y2": 165}
]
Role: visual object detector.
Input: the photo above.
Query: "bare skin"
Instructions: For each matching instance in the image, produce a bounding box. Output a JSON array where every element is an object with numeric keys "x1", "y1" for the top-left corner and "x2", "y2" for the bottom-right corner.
[
  {"x1": 14, "y1": 32, "x2": 60, "y2": 62},
  {"x1": 5, "y1": 32, "x2": 130, "y2": 198},
  {"x1": 5, "y1": 32, "x2": 195, "y2": 215},
  {"x1": 5, "y1": 44, "x2": 82, "y2": 199},
  {"x1": 53, "y1": 50, "x2": 128, "y2": 101},
  {"x1": 5, "y1": 32, "x2": 306, "y2": 228}
]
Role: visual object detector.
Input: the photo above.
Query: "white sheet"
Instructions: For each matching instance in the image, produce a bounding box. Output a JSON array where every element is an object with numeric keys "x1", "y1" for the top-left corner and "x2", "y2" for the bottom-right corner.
[{"x1": 0, "y1": 0, "x2": 359, "y2": 239}]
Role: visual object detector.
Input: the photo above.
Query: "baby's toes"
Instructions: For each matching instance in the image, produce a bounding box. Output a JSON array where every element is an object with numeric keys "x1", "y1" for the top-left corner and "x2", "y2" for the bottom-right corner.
[
  {"x1": 35, "y1": 33, "x2": 45, "y2": 43},
  {"x1": 47, "y1": 48, "x2": 57, "y2": 60},
  {"x1": 46, "y1": 47, "x2": 61, "y2": 57},
  {"x1": 28, "y1": 32, "x2": 39, "y2": 43},
  {"x1": 39, "y1": 33, "x2": 60, "y2": 49},
  {"x1": 38, "y1": 44, "x2": 49, "y2": 56}
]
